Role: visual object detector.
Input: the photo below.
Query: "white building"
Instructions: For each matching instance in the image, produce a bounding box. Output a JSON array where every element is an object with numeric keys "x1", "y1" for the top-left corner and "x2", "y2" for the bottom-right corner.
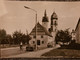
[
  {"x1": 71, "y1": 29, "x2": 76, "y2": 40},
  {"x1": 29, "y1": 10, "x2": 58, "y2": 49}
]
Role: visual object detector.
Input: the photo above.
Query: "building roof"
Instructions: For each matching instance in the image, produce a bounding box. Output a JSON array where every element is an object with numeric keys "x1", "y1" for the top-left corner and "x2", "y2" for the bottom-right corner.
[
  {"x1": 30, "y1": 22, "x2": 52, "y2": 37},
  {"x1": 75, "y1": 18, "x2": 80, "y2": 31},
  {"x1": 51, "y1": 12, "x2": 58, "y2": 20},
  {"x1": 42, "y1": 10, "x2": 49, "y2": 22}
]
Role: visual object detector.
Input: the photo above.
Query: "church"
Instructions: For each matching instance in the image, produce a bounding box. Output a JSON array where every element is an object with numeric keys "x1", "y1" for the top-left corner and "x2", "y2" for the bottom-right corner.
[{"x1": 29, "y1": 10, "x2": 58, "y2": 49}]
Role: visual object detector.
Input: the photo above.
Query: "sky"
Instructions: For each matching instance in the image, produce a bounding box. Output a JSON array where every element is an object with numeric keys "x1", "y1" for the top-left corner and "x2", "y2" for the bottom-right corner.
[{"x1": 0, "y1": 0, "x2": 80, "y2": 34}]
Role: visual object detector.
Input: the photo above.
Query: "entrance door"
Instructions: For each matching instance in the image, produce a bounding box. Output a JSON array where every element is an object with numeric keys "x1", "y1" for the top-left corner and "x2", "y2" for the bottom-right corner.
[{"x1": 37, "y1": 40, "x2": 40, "y2": 45}]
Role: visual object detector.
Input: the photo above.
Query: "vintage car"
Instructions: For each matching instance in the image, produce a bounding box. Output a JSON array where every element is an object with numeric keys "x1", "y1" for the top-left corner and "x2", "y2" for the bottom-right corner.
[{"x1": 26, "y1": 44, "x2": 35, "y2": 51}]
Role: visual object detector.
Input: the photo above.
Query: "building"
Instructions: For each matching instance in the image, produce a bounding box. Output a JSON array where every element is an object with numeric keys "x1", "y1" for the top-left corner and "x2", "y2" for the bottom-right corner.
[
  {"x1": 71, "y1": 29, "x2": 76, "y2": 40},
  {"x1": 29, "y1": 10, "x2": 58, "y2": 49},
  {"x1": 75, "y1": 18, "x2": 80, "y2": 43}
]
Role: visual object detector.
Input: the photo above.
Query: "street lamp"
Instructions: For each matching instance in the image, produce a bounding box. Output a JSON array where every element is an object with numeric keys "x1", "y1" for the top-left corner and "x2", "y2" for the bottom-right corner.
[{"x1": 24, "y1": 6, "x2": 37, "y2": 50}]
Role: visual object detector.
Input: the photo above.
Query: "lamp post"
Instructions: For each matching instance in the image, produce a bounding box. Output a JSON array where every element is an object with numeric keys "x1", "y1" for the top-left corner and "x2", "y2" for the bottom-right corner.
[{"x1": 24, "y1": 6, "x2": 37, "y2": 50}]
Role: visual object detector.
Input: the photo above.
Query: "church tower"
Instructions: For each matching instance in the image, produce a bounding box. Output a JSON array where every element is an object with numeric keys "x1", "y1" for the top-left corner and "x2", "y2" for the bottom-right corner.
[
  {"x1": 42, "y1": 10, "x2": 49, "y2": 30},
  {"x1": 50, "y1": 12, "x2": 58, "y2": 46},
  {"x1": 51, "y1": 11, "x2": 58, "y2": 32}
]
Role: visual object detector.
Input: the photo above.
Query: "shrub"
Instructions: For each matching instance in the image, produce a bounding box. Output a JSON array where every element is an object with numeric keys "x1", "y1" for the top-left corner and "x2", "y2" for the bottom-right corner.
[{"x1": 59, "y1": 43, "x2": 80, "y2": 50}]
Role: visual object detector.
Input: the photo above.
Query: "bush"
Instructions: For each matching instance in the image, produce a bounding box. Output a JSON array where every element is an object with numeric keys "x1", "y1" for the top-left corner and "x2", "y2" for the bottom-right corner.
[
  {"x1": 69, "y1": 43, "x2": 80, "y2": 50},
  {"x1": 59, "y1": 43, "x2": 80, "y2": 50},
  {"x1": 55, "y1": 30, "x2": 72, "y2": 45}
]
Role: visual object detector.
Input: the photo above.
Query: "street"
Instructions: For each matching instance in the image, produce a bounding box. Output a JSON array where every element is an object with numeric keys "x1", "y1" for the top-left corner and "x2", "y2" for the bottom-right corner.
[
  {"x1": 1, "y1": 45, "x2": 60, "y2": 58},
  {"x1": 6, "y1": 45, "x2": 60, "y2": 58},
  {"x1": 1, "y1": 46, "x2": 26, "y2": 58},
  {"x1": 7, "y1": 48, "x2": 53, "y2": 58}
]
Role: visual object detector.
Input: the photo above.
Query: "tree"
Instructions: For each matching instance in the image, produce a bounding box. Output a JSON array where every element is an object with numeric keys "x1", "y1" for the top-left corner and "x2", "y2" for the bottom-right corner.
[
  {"x1": 12, "y1": 31, "x2": 23, "y2": 44},
  {"x1": 12, "y1": 30, "x2": 32, "y2": 45},
  {"x1": 26, "y1": 35, "x2": 32, "y2": 44},
  {"x1": 21, "y1": 34, "x2": 31, "y2": 44},
  {"x1": 0, "y1": 29, "x2": 7, "y2": 46},
  {"x1": 6, "y1": 34, "x2": 13, "y2": 45},
  {"x1": 55, "y1": 29, "x2": 72, "y2": 45}
]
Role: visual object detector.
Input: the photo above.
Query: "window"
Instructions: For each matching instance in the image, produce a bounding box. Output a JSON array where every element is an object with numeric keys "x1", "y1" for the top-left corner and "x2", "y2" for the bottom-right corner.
[
  {"x1": 33, "y1": 41, "x2": 35, "y2": 44},
  {"x1": 41, "y1": 35, "x2": 43, "y2": 38},
  {"x1": 42, "y1": 41, "x2": 44, "y2": 44},
  {"x1": 33, "y1": 36, "x2": 36, "y2": 38},
  {"x1": 73, "y1": 33, "x2": 75, "y2": 35},
  {"x1": 37, "y1": 40, "x2": 40, "y2": 45},
  {"x1": 54, "y1": 21, "x2": 57, "y2": 26},
  {"x1": 55, "y1": 29, "x2": 56, "y2": 31}
]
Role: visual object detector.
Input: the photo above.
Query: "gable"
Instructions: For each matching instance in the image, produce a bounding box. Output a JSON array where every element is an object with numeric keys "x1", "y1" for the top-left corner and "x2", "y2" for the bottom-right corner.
[
  {"x1": 29, "y1": 22, "x2": 52, "y2": 37},
  {"x1": 30, "y1": 22, "x2": 46, "y2": 35}
]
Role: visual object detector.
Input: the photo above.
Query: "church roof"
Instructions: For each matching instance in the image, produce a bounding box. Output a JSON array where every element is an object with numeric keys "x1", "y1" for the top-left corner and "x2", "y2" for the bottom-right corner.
[
  {"x1": 42, "y1": 10, "x2": 49, "y2": 22},
  {"x1": 30, "y1": 22, "x2": 52, "y2": 37},
  {"x1": 51, "y1": 12, "x2": 58, "y2": 20}
]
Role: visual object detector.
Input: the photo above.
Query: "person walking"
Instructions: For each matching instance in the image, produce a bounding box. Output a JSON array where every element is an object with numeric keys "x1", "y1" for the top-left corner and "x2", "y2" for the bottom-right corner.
[{"x1": 20, "y1": 42, "x2": 23, "y2": 50}]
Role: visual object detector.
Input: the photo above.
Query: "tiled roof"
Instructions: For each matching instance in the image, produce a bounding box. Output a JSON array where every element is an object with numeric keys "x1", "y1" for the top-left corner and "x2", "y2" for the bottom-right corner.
[
  {"x1": 75, "y1": 18, "x2": 80, "y2": 31},
  {"x1": 30, "y1": 22, "x2": 52, "y2": 37}
]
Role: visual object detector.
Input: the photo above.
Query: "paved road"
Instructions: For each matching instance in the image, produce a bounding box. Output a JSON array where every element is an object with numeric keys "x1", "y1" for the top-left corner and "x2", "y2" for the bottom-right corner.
[
  {"x1": 7, "y1": 45, "x2": 60, "y2": 58},
  {"x1": 1, "y1": 46, "x2": 26, "y2": 58}
]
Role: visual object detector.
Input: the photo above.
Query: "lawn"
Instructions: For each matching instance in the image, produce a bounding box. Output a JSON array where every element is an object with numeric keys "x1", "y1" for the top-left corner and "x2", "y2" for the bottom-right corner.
[{"x1": 42, "y1": 49, "x2": 80, "y2": 58}]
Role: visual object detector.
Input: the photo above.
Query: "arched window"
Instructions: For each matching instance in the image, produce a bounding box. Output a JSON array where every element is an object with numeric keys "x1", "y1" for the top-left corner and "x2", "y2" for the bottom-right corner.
[{"x1": 54, "y1": 21, "x2": 57, "y2": 26}]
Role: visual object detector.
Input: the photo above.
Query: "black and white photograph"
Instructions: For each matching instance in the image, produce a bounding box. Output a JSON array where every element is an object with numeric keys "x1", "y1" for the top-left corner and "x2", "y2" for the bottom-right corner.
[{"x1": 0, "y1": 0, "x2": 80, "y2": 59}]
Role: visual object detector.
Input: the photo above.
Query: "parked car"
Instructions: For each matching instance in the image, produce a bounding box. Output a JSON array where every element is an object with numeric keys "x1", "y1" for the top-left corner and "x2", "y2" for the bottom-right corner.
[
  {"x1": 26, "y1": 44, "x2": 35, "y2": 51},
  {"x1": 47, "y1": 43, "x2": 53, "y2": 48}
]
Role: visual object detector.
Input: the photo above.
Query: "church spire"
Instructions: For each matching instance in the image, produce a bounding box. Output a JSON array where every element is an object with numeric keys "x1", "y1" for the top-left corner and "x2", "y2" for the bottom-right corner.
[
  {"x1": 42, "y1": 10, "x2": 49, "y2": 30},
  {"x1": 44, "y1": 9, "x2": 47, "y2": 17},
  {"x1": 42, "y1": 10, "x2": 48, "y2": 22}
]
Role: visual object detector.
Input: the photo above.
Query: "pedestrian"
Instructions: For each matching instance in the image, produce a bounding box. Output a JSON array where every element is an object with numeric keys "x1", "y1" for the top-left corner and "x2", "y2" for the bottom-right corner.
[{"x1": 20, "y1": 42, "x2": 23, "y2": 50}]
